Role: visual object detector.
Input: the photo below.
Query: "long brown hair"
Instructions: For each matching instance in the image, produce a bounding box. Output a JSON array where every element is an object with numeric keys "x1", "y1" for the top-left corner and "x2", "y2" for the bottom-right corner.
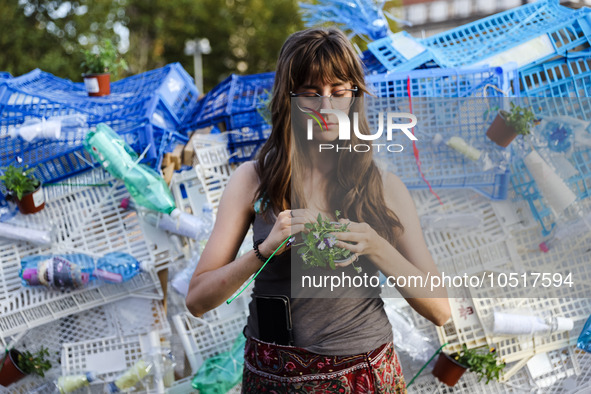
[{"x1": 255, "y1": 28, "x2": 403, "y2": 244}]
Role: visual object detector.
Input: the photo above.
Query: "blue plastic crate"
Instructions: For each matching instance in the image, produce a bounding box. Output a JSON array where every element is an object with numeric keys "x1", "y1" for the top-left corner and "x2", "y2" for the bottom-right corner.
[
  {"x1": 520, "y1": 56, "x2": 591, "y2": 97},
  {"x1": 0, "y1": 109, "x2": 164, "y2": 187},
  {"x1": 367, "y1": 31, "x2": 434, "y2": 72},
  {"x1": 510, "y1": 148, "x2": 591, "y2": 236},
  {"x1": 422, "y1": 0, "x2": 591, "y2": 71},
  {"x1": 0, "y1": 65, "x2": 198, "y2": 132},
  {"x1": 360, "y1": 49, "x2": 388, "y2": 75},
  {"x1": 148, "y1": 125, "x2": 190, "y2": 169},
  {"x1": 362, "y1": 97, "x2": 510, "y2": 200},
  {"x1": 366, "y1": 65, "x2": 516, "y2": 98},
  {"x1": 110, "y1": 63, "x2": 200, "y2": 128},
  {"x1": 195, "y1": 72, "x2": 274, "y2": 129}
]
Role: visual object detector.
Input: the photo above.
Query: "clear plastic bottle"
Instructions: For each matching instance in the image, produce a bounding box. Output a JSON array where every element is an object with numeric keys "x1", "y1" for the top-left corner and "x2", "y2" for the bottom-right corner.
[
  {"x1": 107, "y1": 360, "x2": 153, "y2": 393},
  {"x1": 10, "y1": 114, "x2": 88, "y2": 142},
  {"x1": 29, "y1": 372, "x2": 96, "y2": 394},
  {"x1": 170, "y1": 204, "x2": 214, "y2": 296},
  {"x1": 20, "y1": 252, "x2": 150, "y2": 289},
  {"x1": 121, "y1": 197, "x2": 213, "y2": 240},
  {"x1": 85, "y1": 123, "x2": 176, "y2": 214},
  {"x1": 492, "y1": 311, "x2": 574, "y2": 337}
]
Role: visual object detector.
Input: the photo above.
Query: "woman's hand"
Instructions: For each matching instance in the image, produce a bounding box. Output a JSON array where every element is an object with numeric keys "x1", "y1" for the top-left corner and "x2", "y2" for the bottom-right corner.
[
  {"x1": 259, "y1": 209, "x2": 318, "y2": 257},
  {"x1": 331, "y1": 219, "x2": 385, "y2": 266}
]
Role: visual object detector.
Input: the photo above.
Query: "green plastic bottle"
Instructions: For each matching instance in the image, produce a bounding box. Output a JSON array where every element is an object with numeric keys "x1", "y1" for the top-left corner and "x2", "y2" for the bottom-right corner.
[{"x1": 84, "y1": 123, "x2": 176, "y2": 214}]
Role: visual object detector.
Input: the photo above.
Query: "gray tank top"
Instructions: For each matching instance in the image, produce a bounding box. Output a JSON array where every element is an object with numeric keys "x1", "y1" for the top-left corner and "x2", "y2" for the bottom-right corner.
[{"x1": 244, "y1": 212, "x2": 393, "y2": 355}]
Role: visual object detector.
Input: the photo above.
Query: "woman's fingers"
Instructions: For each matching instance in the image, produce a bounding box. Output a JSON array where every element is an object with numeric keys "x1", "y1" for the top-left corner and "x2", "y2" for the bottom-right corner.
[{"x1": 334, "y1": 240, "x2": 363, "y2": 254}]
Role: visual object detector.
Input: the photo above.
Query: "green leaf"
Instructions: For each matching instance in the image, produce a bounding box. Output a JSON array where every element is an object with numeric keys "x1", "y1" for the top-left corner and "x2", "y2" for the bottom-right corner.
[
  {"x1": 328, "y1": 254, "x2": 335, "y2": 270},
  {"x1": 296, "y1": 246, "x2": 309, "y2": 255}
]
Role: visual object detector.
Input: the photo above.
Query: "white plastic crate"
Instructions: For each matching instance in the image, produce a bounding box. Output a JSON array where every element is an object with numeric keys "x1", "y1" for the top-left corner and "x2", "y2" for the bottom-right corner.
[
  {"x1": 411, "y1": 189, "x2": 519, "y2": 275},
  {"x1": 0, "y1": 298, "x2": 169, "y2": 394},
  {"x1": 60, "y1": 332, "x2": 169, "y2": 391},
  {"x1": 173, "y1": 301, "x2": 249, "y2": 374},
  {"x1": 544, "y1": 348, "x2": 591, "y2": 393},
  {"x1": 0, "y1": 180, "x2": 170, "y2": 341},
  {"x1": 42, "y1": 168, "x2": 114, "y2": 203}
]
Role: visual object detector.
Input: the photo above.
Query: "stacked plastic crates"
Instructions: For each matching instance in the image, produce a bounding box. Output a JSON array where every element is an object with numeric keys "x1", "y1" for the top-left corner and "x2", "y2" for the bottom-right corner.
[
  {"x1": 191, "y1": 72, "x2": 274, "y2": 163},
  {"x1": 0, "y1": 63, "x2": 199, "y2": 194},
  {"x1": 422, "y1": 0, "x2": 591, "y2": 71},
  {"x1": 367, "y1": 0, "x2": 591, "y2": 74},
  {"x1": 507, "y1": 55, "x2": 591, "y2": 235}
]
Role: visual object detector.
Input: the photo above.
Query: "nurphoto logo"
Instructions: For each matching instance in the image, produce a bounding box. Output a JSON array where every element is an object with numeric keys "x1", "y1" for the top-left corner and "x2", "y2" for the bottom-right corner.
[{"x1": 300, "y1": 107, "x2": 418, "y2": 153}]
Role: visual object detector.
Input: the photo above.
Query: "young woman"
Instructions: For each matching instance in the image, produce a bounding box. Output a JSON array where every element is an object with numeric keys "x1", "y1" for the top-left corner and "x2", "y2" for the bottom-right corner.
[{"x1": 186, "y1": 28, "x2": 451, "y2": 393}]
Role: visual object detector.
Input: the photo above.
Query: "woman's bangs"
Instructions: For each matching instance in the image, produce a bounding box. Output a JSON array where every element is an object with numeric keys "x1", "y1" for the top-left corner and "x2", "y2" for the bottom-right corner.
[{"x1": 293, "y1": 45, "x2": 353, "y2": 88}]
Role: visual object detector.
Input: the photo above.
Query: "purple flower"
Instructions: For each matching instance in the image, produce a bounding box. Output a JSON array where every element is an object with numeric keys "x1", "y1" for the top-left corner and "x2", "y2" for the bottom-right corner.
[
  {"x1": 324, "y1": 235, "x2": 336, "y2": 248},
  {"x1": 317, "y1": 241, "x2": 326, "y2": 250}
]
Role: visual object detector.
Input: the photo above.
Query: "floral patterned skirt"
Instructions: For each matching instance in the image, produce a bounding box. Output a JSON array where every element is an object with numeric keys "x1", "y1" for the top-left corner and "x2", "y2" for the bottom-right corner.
[{"x1": 242, "y1": 336, "x2": 406, "y2": 393}]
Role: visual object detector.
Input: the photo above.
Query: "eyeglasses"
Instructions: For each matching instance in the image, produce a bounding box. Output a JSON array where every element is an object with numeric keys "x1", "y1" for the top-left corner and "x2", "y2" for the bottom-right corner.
[{"x1": 290, "y1": 86, "x2": 358, "y2": 111}]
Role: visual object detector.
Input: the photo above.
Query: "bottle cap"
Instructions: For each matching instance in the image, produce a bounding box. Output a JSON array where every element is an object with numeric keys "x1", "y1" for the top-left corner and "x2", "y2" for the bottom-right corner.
[
  {"x1": 22, "y1": 268, "x2": 40, "y2": 285},
  {"x1": 170, "y1": 208, "x2": 181, "y2": 219},
  {"x1": 432, "y1": 133, "x2": 443, "y2": 146},
  {"x1": 86, "y1": 371, "x2": 97, "y2": 383},
  {"x1": 555, "y1": 317, "x2": 574, "y2": 332},
  {"x1": 139, "y1": 260, "x2": 154, "y2": 272},
  {"x1": 120, "y1": 198, "x2": 131, "y2": 210},
  {"x1": 539, "y1": 242, "x2": 549, "y2": 253}
]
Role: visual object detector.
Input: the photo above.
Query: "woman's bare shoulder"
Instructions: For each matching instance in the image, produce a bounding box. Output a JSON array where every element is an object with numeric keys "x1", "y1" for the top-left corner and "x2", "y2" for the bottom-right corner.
[
  {"x1": 222, "y1": 160, "x2": 259, "y2": 211},
  {"x1": 380, "y1": 169, "x2": 413, "y2": 211}
]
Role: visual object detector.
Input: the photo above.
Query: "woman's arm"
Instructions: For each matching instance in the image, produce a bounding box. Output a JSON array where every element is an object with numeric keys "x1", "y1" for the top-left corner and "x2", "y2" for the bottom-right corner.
[
  {"x1": 186, "y1": 161, "x2": 264, "y2": 317},
  {"x1": 380, "y1": 172, "x2": 451, "y2": 326},
  {"x1": 186, "y1": 161, "x2": 307, "y2": 317},
  {"x1": 333, "y1": 172, "x2": 451, "y2": 326}
]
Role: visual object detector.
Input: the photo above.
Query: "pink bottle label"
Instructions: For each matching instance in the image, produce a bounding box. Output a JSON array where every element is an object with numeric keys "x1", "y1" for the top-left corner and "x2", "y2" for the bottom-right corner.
[{"x1": 93, "y1": 269, "x2": 123, "y2": 283}]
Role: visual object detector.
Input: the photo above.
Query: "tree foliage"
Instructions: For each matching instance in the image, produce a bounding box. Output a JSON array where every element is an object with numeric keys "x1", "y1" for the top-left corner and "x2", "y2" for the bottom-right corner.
[{"x1": 0, "y1": 0, "x2": 303, "y2": 91}]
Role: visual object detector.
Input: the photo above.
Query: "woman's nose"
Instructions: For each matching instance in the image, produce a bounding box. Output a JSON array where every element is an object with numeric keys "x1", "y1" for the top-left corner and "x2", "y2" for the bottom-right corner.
[{"x1": 319, "y1": 95, "x2": 332, "y2": 110}]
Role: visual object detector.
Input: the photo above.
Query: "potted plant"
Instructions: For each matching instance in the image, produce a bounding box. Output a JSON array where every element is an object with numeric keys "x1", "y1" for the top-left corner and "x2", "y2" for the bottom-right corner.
[
  {"x1": 0, "y1": 347, "x2": 52, "y2": 387},
  {"x1": 486, "y1": 102, "x2": 536, "y2": 147},
  {"x1": 80, "y1": 39, "x2": 127, "y2": 97},
  {"x1": 0, "y1": 164, "x2": 45, "y2": 214},
  {"x1": 432, "y1": 344, "x2": 505, "y2": 386},
  {"x1": 295, "y1": 210, "x2": 361, "y2": 272}
]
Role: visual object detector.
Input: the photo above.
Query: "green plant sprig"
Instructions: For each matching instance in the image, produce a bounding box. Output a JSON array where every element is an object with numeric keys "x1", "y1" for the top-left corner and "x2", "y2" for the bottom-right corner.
[
  {"x1": 501, "y1": 102, "x2": 536, "y2": 136},
  {"x1": 294, "y1": 210, "x2": 360, "y2": 272},
  {"x1": 0, "y1": 164, "x2": 40, "y2": 200},
  {"x1": 451, "y1": 344, "x2": 506, "y2": 384},
  {"x1": 80, "y1": 39, "x2": 128, "y2": 78},
  {"x1": 16, "y1": 347, "x2": 52, "y2": 378}
]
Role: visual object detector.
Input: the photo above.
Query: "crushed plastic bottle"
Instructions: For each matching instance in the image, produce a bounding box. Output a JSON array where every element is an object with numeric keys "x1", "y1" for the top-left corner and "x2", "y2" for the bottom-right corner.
[
  {"x1": 10, "y1": 114, "x2": 88, "y2": 143},
  {"x1": 492, "y1": 311, "x2": 574, "y2": 337},
  {"x1": 84, "y1": 123, "x2": 176, "y2": 214},
  {"x1": 121, "y1": 198, "x2": 212, "y2": 240},
  {"x1": 171, "y1": 204, "x2": 214, "y2": 296},
  {"x1": 107, "y1": 360, "x2": 153, "y2": 393},
  {"x1": 20, "y1": 252, "x2": 151, "y2": 290},
  {"x1": 29, "y1": 372, "x2": 96, "y2": 394}
]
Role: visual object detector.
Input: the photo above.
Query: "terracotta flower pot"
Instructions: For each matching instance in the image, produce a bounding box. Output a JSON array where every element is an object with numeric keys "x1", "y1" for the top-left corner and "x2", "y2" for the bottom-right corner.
[
  {"x1": 432, "y1": 352, "x2": 468, "y2": 387},
  {"x1": 0, "y1": 349, "x2": 27, "y2": 387},
  {"x1": 486, "y1": 111, "x2": 517, "y2": 148},
  {"x1": 14, "y1": 183, "x2": 45, "y2": 214},
  {"x1": 83, "y1": 73, "x2": 111, "y2": 96}
]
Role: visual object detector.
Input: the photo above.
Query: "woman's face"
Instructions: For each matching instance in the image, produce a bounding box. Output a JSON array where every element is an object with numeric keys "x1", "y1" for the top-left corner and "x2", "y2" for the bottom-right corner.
[{"x1": 291, "y1": 80, "x2": 356, "y2": 143}]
